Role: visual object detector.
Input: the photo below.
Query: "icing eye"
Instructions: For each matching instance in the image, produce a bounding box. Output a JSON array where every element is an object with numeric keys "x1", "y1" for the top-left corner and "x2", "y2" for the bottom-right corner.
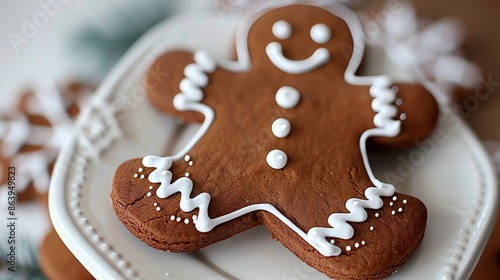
[
  {"x1": 272, "y1": 20, "x2": 292, "y2": 40},
  {"x1": 310, "y1": 23, "x2": 331, "y2": 44}
]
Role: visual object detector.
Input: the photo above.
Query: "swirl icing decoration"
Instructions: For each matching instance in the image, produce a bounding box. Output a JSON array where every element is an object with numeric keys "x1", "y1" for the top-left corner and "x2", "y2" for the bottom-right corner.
[{"x1": 142, "y1": 37, "x2": 401, "y2": 255}]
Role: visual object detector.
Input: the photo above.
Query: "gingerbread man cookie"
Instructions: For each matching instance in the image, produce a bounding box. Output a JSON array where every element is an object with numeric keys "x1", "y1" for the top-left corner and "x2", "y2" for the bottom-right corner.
[{"x1": 111, "y1": 2, "x2": 438, "y2": 279}]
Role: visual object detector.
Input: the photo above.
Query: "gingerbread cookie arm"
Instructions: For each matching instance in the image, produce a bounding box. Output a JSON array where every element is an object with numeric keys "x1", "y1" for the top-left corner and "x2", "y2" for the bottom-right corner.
[
  {"x1": 369, "y1": 83, "x2": 439, "y2": 150},
  {"x1": 145, "y1": 50, "x2": 217, "y2": 124}
]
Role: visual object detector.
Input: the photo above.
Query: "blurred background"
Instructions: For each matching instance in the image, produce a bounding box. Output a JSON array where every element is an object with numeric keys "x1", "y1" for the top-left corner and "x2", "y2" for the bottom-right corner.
[{"x1": 0, "y1": 0, "x2": 498, "y2": 279}]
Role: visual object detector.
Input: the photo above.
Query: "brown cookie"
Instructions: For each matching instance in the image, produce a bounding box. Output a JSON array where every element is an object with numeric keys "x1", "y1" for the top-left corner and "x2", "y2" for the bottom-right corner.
[
  {"x1": 0, "y1": 82, "x2": 93, "y2": 204},
  {"x1": 112, "y1": 2, "x2": 438, "y2": 279},
  {"x1": 39, "y1": 229, "x2": 94, "y2": 280}
]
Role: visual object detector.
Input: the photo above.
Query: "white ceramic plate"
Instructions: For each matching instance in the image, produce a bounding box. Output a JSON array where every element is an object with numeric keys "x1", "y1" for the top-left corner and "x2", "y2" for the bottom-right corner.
[{"x1": 49, "y1": 12, "x2": 498, "y2": 280}]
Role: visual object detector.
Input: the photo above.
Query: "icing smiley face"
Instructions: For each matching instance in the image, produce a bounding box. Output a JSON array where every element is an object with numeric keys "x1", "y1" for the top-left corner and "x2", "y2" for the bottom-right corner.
[
  {"x1": 112, "y1": 2, "x2": 439, "y2": 279},
  {"x1": 266, "y1": 20, "x2": 331, "y2": 74}
]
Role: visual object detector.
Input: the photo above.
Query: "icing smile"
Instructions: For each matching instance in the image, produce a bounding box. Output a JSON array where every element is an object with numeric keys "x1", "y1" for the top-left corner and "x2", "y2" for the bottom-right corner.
[
  {"x1": 265, "y1": 21, "x2": 332, "y2": 74},
  {"x1": 266, "y1": 42, "x2": 330, "y2": 74}
]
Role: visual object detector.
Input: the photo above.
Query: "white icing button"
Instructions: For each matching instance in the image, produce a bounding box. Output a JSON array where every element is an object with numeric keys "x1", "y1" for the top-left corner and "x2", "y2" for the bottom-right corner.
[
  {"x1": 138, "y1": 168, "x2": 143, "y2": 172},
  {"x1": 375, "y1": 213, "x2": 379, "y2": 218},
  {"x1": 156, "y1": 207, "x2": 161, "y2": 211},
  {"x1": 369, "y1": 226, "x2": 374, "y2": 231},
  {"x1": 403, "y1": 199, "x2": 408, "y2": 204},
  {"x1": 361, "y1": 241, "x2": 366, "y2": 245},
  {"x1": 272, "y1": 118, "x2": 291, "y2": 138},
  {"x1": 389, "y1": 202, "x2": 394, "y2": 206},
  {"x1": 133, "y1": 173, "x2": 138, "y2": 178},
  {"x1": 276, "y1": 86, "x2": 300, "y2": 109},
  {"x1": 392, "y1": 196, "x2": 397, "y2": 201},
  {"x1": 149, "y1": 186, "x2": 153, "y2": 190},
  {"x1": 272, "y1": 20, "x2": 292, "y2": 40},
  {"x1": 266, "y1": 149, "x2": 288, "y2": 169},
  {"x1": 146, "y1": 192, "x2": 152, "y2": 197},
  {"x1": 185, "y1": 172, "x2": 190, "y2": 177},
  {"x1": 346, "y1": 246, "x2": 351, "y2": 252},
  {"x1": 398, "y1": 207, "x2": 403, "y2": 213},
  {"x1": 391, "y1": 210, "x2": 396, "y2": 215},
  {"x1": 189, "y1": 161, "x2": 194, "y2": 166},
  {"x1": 310, "y1": 23, "x2": 331, "y2": 44},
  {"x1": 176, "y1": 217, "x2": 181, "y2": 222},
  {"x1": 140, "y1": 174, "x2": 145, "y2": 179},
  {"x1": 400, "y1": 113, "x2": 407, "y2": 120},
  {"x1": 170, "y1": 215, "x2": 175, "y2": 221},
  {"x1": 153, "y1": 202, "x2": 158, "y2": 206},
  {"x1": 184, "y1": 155, "x2": 191, "y2": 162},
  {"x1": 184, "y1": 219, "x2": 189, "y2": 224},
  {"x1": 354, "y1": 242, "x2": 359, "y2": 248}
]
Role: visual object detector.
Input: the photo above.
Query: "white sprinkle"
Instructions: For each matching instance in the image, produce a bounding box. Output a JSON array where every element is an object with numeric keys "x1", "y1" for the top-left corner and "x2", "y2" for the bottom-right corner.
[
  {"x1": 346, "y1": 246, "x2": 351, "y2": 252},
  {"x1": 184, "y1": 155, "x2": 191, "y2": 162},
  {"x1": 391, "y1": 210, "x2": 396, "y2": 215},
  {"x1": 147, "y1": 192, "x2": 152, "y2": 197},
  {"x1": 184, "y1": 219, "x2": 189, "y2": 224},
  {"x1": 154, "y1": 202, "x2": 158, "y2": 206},
  {"x1": 375, "y1": 213, "x2": 379, "y2": 218},
  {"x1": 389, "y1": 202, "x2": 394, "y2": 206},
  {"x1": 170, "y1": 215, "x2": 175, "y2": 221},
  {"x1": 138, "y1": 168, "x2": 143, "y2": 172},
  {"x1": 400, "y1": 113, "x2": 407, "y2": 120},
  {"x1": 133, "y1": 173, "x2": 138, "y2": 178},
  {"x1": 330, "y1": 239, "x2": 335, "y2": 244},
  {"x1": 403, "y1": 199, "x2": 407, "y2": 204},
  {"x1": 361, "y1": 241, "x2": 366, "y2": 245},
  {"x1": 355, "y1": 243, "x2": 359, "y2": 248},
  {"x1": 391, "y1": 86, "x2": 399, "y2": 93},
  {"x1": 156, "y1": 207, "x2": 161, "y2": 211},
  {"x1": 392, "y1": 196, "x2": 397, "y2": 201},
  {"x1": 149, "y1": 186, "x2": 153, "y2": 190},
  {"x1": 395, "y1": 98, "x2": 403, "y2": 106},
  {"x1": 189, "y1": 161, "x2": 193, "y2": 166},
  {"x1": 176, "y1": 217, "x2": 181, "y2": 222},
  {"x1": 185, "y1": 172, "x2": 190, "y2": 177},
  {"x1": 140, "y1": 174, "x2": 145, "y2": 179},
  {"x1": 370, "y1": 226, "x2": 374, "y2": 231},
  {"x1": 398, "y1": 207, "x2": 403, "y2": 213}
]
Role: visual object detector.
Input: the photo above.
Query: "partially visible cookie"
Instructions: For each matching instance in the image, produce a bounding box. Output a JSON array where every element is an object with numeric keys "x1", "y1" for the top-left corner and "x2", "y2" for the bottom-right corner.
[
  {"x1": 112, "y1": 2, "x2": 438, "y2": 279},
  {"x1": 0, "y1": 82, "x2": 93, "y2": 204},
  {"x1": 39, "y1": 229, "x2": 94, "y2": 280}
]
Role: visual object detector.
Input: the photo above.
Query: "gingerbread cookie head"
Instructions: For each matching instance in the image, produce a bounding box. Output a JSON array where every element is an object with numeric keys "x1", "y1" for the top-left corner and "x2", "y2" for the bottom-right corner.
[
  {"x1": 245, "y1": 3, "x2": 354, "y2": 75},
  {"x1": 112, "y1": 2, "x2": 438, "y2": 279}
]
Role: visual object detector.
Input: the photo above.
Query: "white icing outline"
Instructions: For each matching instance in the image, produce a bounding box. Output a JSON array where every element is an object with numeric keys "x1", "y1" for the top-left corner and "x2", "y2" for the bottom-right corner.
[{"x1": 142, "y1": 0, "x2": 402, "y2": 257}]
